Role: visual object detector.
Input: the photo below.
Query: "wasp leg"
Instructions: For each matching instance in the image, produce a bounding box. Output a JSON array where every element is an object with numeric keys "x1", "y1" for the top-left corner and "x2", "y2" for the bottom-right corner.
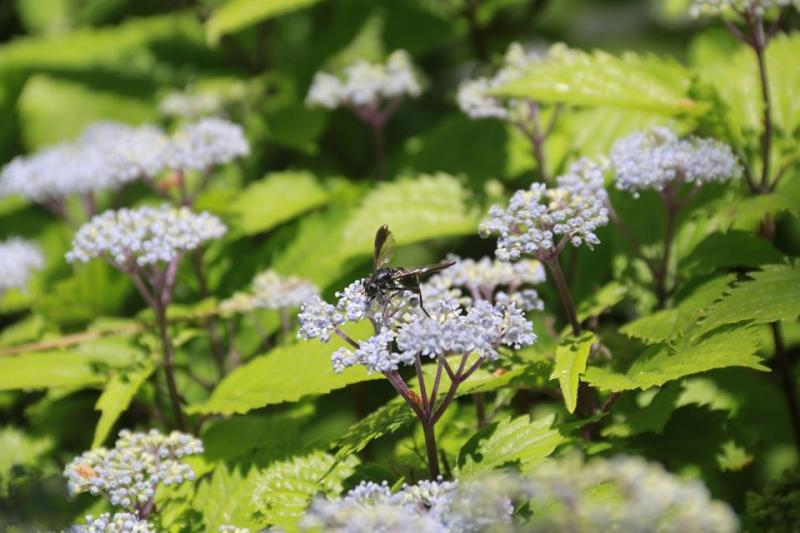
[{"x1": 414, "y1": 281, "x2": 430, "y2": 318}]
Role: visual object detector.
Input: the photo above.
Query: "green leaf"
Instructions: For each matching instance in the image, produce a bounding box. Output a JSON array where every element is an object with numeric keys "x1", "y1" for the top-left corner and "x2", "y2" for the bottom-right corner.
[
  {"x1": 697, "y1": 265, "x2": 800, "y2": 335},
  {"x1": 228, "y1": 171, "x2": 329, "y2": 235},
  {"x1": 0, "y1": 426, "x2": 52, "y2": 492},
  {"x1": 194, "y1": 464, "x2": 261, "y2": 531},
  {"x1": 550, "y1": 332, "x2": 596, "y2": 413},
  {"x1": 18, "y1": 74, "x2": 156, "y2": 149},
  {"x1": 457, "y1": 414, "x2": 563, "y2": 475},
  {"x1": 339, "y1": 173, "x2": 480, "y2": 258},
  {"x1": 207, "y1": 0, "x2": 322, "y2": 44},
  {"x1": 678, "y1": 230, "x2": 784, "y2": 276},
  {"x1": 91, "y1": 363, "x2": 155, "y2": 448},
  {"x1": 585, "y1": 326, "x2": 768, "y2": 393},
  {"x1": 621, "y1": 275, "x2": 735, "y2": 344},
  {"x1": 0, "y1": 13, "x2": 203, "y2": 71},
  {"x1": 494, "y1": 44, "x2": 704, "y2": 115},
  {"x1": 0, "y1": 352, "x2": 105, "y2": 391},
  {"x1": 576, "y1": 282, "x2": 627, "y2": 322},
  {"x1": 712, "y1": 193, "x2": 800, "y2": 231},
  {"x1": 187, "y1": 325, "x2": 382, "y2": 415},
  {"x1": 251, "y1": 451, "x2": 358, "y2": 529},
  {"x1": 334, "y1": 398, "x2": 415, "y2": 461}
]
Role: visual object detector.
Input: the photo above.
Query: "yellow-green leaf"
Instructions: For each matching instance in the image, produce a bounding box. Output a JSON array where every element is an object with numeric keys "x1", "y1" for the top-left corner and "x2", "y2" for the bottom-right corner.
[
  {"x1": 207, "y1": 0, "x2": 322, "y2": 44},
  {"x1": 550, "y1": 332, "x2": 596, "y2": 413},
  {"x1": 92, "y1": 363, "x2": 155, "y2": 448}
]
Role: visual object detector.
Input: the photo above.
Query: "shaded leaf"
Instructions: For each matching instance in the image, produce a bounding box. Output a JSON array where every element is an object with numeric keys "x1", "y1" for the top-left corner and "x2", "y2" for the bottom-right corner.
[
  {"x1": 576, "y1": 283, "x2": 626, "y2": 322},
  {"x1": 334, "y1": 398, "x2": 414, "y2": 461},
  {"x1": 187, "y1": 324, "x2": 382, "y2": 415},
  {"x1": 697, "y1": 265, "x2": 800, "y2": 335},
  {"x1": 679, "y1": 230, "x2": 784, "y2": 276}
]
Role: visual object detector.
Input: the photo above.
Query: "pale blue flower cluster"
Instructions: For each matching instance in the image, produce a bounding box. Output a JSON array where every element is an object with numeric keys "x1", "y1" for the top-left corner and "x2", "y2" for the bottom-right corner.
[
  {"x1": 330, "y1": 298, "x2": 535, "y2": 374},
  {"x1": 480, "y1": 160, "x2": 610, "y2": 261},
  {"x1": 523, "y1": 455, "x2": 738, "y2": 532},
  {"x1": 297, "y1": 279, "x2": 370, "y2": 342},
  {"x1": 66, "y1": 204, "x2": 226, "y2": 266},
  {"x1": 63, "y1": 429, "x2": 203, "y2": 511},
  {"x1": 457, "y1": 42, "x2": 543, "y2": 121},
  {"x1": 300, "y1": 477, "x2": 516, "y2": 532},
  {"x1": 217, "y1": 526, "x2": 250, "y2": 533},
  {"x1": 690, "y1": 0, "x2": 797, "y2": 16},
  {"x1": 425, "y1": 255, "x2": 546, "y2": 311},
  {"x1": 300, "y1": 456, "x2": 737, "y2": 532},
  {"x1": 306, "y1": 50, "x2": 423, "y2": 110},
  {"x1": 0, "y1": 118, "x2": 248, "y2": 203},
  {"x1": 66, "y1": 512, "x2": 155, "y2": 533},
  {"x1": 610, "y1": 127, "x2": 742, "y2": 195},
  {"x1": 0, "y1": 237, "x2": 44, "y2": 294}
]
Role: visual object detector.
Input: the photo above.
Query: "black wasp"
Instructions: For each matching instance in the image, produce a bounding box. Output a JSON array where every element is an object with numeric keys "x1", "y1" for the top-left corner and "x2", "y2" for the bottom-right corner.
[{"x1": 364, "y1": 225, "x2": 455, "y2": 317}]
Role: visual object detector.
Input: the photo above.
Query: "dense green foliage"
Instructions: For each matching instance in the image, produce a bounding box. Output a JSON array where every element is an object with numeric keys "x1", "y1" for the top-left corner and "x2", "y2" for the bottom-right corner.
[{"x1": 0, "y1": 0, "x2": 799, "y2": 531}]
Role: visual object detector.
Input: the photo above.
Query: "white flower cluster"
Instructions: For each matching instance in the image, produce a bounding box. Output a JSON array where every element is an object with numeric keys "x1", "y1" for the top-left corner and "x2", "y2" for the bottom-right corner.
[
  {"x1": 159, "y1": 91, "x2": 225, "y2": 119},
  {"x1": 330, "y1": 298, "x2": 535, "y2": 373},
  {"x1": 300, "y1": 456, "x2": 736, "y2": 532},
  {"x1": 306, "y1": 50, "x2": 423, "y2": 110},
  {"x1": 63, "y1": 429, "x2": 203, "y2": 510},
  {"x1": 0, "y1": 237, "x2": 44, "y2": 294},
  {"x1": 251, "y1": 270, "x2": 319, "y2": 310},
  {"x1": 66, "y1": 512, "x2": 155, "y2": 533},
  {"x1": 0, "y1": 122, "x2": 169, "y2": 202},
  {"x1": 425, "y1": 255, "x2": 546, "y2": 311},
  {"x1": 480, "y1": 159, "x2": 610, "y2": 261},
  {"x1": 297, "y1": 279, "x2": 370, "y2": 343},
  {"x1": 457, "y1": 42, "x2": 542, "y2": 121},
  {"x1": 690, "y1": 0, "x2": 797, "y2": 16},
  {"x1": 165, "y1": 117, "x2": 249, "y2": 173},
  {"x1": 610, "y1": 127, "x2": 742, "y2": 196},
  {"x1": 301, "y1": 477, "x2": 520, "y2": 532},
  {"x1": 217, "y1": 526, "x2": 250, "y2": 533},
  {"x1": 524, "y1": 455, "x2": 738, "y2": 532},
  {"x1": 66, "y1": 204, "x2": 226, "y2": 266}
]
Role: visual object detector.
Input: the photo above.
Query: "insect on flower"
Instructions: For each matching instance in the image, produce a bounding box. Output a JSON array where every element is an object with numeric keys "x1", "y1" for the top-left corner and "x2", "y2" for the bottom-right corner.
[{"x1": 364, "y1": 225, "x2": 455, "y2": 317}]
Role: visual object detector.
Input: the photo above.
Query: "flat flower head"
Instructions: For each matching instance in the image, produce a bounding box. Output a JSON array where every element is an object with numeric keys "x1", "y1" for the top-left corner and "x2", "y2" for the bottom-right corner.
[
  {"x1": 425, "y1": 255, "x2": 545, "y2": 311},
  {"x1": 166, "y1": 117, "x2": 249, "y2": 172},
  {"x1": 689, "y1": 0, "x2": 796, "y2": 17},
  {"x1": 66, "y1": 204, "x2": 226, "y2": 267},
  {"x1": 457, "y1": 42, "x2": 543, "y2": 122},
  {"x1": 0, "y1": 122, "x2": 170, "y2": 203},
  {"x1": 480, "y1": 165, "x2": 609, "y2": 261},
  {"x1": 0, "y1": 237, "x2": 44, "y2": 295},
  {"x1": 610, "y1": 127, "x2": 742, "y2": 195},
  {"x1": 250, "y1": 270, "x2": 319, "y2": 310},
  {"x1": 64, "y1": 429, "x2": 203, "y2": 511},
  {"x1": 66, "y1": 512, "x2": 155, "y2": 533},
  {"x1": 306, "y1": 50, "x2": 423, "y2": 111}
]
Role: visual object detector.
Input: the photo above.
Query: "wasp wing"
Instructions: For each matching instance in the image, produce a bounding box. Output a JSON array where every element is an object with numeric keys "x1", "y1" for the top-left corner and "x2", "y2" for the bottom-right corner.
[
  {"x1": 391, "y1": 260, "x2": 456, "y2": 281},
  {"x1": 373, "y1": 225, "x2": 396, "y2": 270}
]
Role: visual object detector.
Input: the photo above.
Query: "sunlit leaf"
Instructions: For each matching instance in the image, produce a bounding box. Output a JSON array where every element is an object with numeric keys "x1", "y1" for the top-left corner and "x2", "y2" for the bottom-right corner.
[
  {"x1": 207, "y1": 0, "x2": 322, "y2": 44},
  {"x1": 550, "y1": 332, "x2": 595, "y2": 414},
  {"x1": 91, "y1": 363, "x2": 155, "y2": 448}
]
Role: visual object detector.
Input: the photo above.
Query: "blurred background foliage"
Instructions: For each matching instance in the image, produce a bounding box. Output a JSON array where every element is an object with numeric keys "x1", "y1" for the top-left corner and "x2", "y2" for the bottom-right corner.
[{"x1": 0, "y1": 0, "x2": 799, "y2": 531}]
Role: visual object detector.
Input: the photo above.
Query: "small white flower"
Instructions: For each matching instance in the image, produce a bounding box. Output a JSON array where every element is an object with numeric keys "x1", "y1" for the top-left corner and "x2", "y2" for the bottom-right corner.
[
  {"x1": 66, "y1": 512, "x2": 155, "y2": 533},
  {"x1": 66, "y1": 204, "x2": 226, "y2": 267},
  {"x1": 457, "y1": 42, "x2": 544, "y2": 122},
  {"x1": 0, "y1": 237, "x2": 44, "y2": 295},
  {"x1": 306, "y1": 50, "x2": 423, "y2": 110},
  {"x1": 689, "y1": 0, "x2": 796, "y2": 17},
  {"x1": 165, "y1": 117, "x2": 249, "y2": 172},
  {"x1": 64, "y1": 429, "x2": 203, "y2": 512},
  {"x1": 610, "y1": 127, "x2": 742, "y2": 195},
  {"x1": 249, "y1": 270, "x2": 319, "y2": 310}
]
